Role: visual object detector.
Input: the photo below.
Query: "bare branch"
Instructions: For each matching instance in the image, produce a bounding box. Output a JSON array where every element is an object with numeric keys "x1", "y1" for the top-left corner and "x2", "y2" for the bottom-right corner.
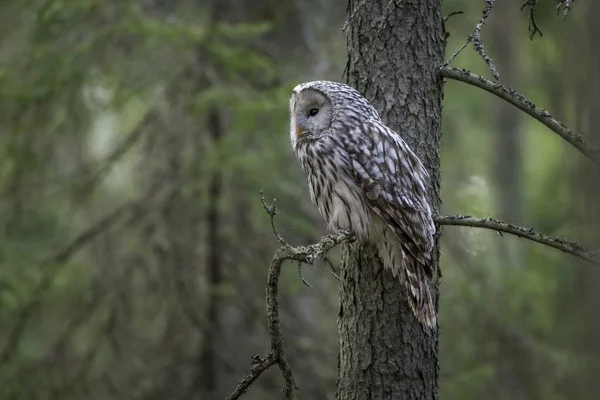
[
  {"x1": 342, "y1": 0, "x2": 369, "y2": 32},
  {"x1": 226, "y1": 355, "x2": 278, "y2": 400},
  {"x1": 264, "y1": 193, "x2": 353, "y2": 398},
  {"x1": 557, "y1": 0, "x2": 575, "y2": 19},
  {"x1": 443, "y1": 0, "x2": 499, "y2": 80},
  {"x1": 443, "y1": 40, "x2": 470, "y2": 69},
  {"x1": 267, "y1": 230, "x2": 354, "y2": 399},
  {"x1": 471, "y1": 0, "x2": 498, "y2": 80},
  {"x1": 228, "y1": 193, "x2": 354, "y2": 399},
  {"x1": 443, "y1": 10, "x2": 464, "y2": 40},
  {"x1": 261, "y1": 189, "x2": 288, "y2": 246},
  {"x1": 440, "y1": 67, "x2": 600, "y2": 165},
  {"x1": 521, "y1": 0, "x2": 576, "y2": 41},
  {"x1": 521, "y1": 1, "x2": 544, "y2": 40},
  {"x1": 443, "y1": 10, "x2": 464, "y2": 23},
  {"x1": 436, "y1": 215, "x2": 598, "y2": 267}
]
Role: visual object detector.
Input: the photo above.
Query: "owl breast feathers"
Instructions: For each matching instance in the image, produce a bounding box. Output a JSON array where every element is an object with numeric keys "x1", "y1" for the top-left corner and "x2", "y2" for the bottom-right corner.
[{"x1": 289, "y1": 80, "x2": 437, "y2": 328}]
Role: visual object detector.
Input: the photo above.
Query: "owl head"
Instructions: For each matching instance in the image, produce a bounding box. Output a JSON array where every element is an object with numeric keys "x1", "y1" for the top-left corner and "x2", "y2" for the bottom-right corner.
[
  {"x1": 289, "y1": 81, "x2": 380, "y2": 149},
  {"x1": 289, "y1": 82, "x2": 334, "y2": 148}
]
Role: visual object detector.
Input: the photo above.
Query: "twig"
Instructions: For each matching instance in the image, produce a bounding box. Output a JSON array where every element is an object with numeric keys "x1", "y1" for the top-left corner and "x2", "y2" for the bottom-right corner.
[
  {"x1": 375, "y1": 0, "x2": 400, "y2": 34},
  {"x1": 341, "y1": 0, "x2": 369, "y2": 32},
  {"x1": 344, "y1": 0, "x2": 400, "y2": 42},
  {"x1": 521, "y1": 0, "x2": 575, "y2": 41},
  {"x1": 227, "y1": 193, "x2": 355, "y2": 399},
  {"x1": 443, "y1": 10, "x2": 465, "y2": 40},
  {"x1": 323, "y1": 255, "x2": 342, "y2": 282},
  {"x1": 471, "y1": 0, "x2": 498, "y2": 80},
  {"x1": 436, "y1": 215, "x2": 598, "y2": 267},
  {"x1": 443, "y1": 10, "x2": 464, "y2": 23},
  {"x1": 521, "y1": 1, "x2": 544, "y2": 40},
  {"x1": 297, "y1": 262, "x2": 314, "y2": 289},
  {"x1": 443, "y1": 40, "x2": 470, "y2": 68},
  {"x1": 443, "y1": 0, "x2": 499, "y2": 80},
  {"x1": 440, "y1": 67, "x2": 600, "y2": 165},
  {"x1": 266, "y1": 247, "x2": 298, "y2": 399},
  {"x1": 261, "y1": 189, "x2": 288, "y2": 246},
  {"x1": 557, "y1": 0, "x2": 575, "y2": 19},
  {"x1": 225, "y1": 355, "x2": 278, "y2": 400},
  {"x1": 267, "y1": 231, "x2": 354, "y2": 399}
]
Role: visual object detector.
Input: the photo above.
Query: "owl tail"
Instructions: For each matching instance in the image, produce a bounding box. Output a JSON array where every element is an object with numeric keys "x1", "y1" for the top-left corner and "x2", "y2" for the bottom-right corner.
[{"x1": 376, "y1": 233, "x2": 437, "y2": 329}]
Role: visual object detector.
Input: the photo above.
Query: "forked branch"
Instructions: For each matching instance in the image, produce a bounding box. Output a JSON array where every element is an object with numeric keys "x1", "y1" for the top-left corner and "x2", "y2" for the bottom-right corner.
[
  {"x1": 226, "y1": 191, "x2": 355, "y2": 400},
  {"x1": 440, "y1": 67, "x2": 600, "y2": 165},
  {"x1": 521, "y1": 1, "x2": 544, "y2": 39},
  {"x1": 556, "y1": 0, "x2": 576, "y2": 18},
  {"x1": 225, "y1": 355, "x2": 278, "y2": 400},
  {"x1": 520, "y1": 1, "x2": 576, "y2": 40},
  {"x1": 443, "y1": 0, "x2": 498, "y2": 80},
  {"x1": 436, "y1": 215, "x2": 598, "y2": 267}
]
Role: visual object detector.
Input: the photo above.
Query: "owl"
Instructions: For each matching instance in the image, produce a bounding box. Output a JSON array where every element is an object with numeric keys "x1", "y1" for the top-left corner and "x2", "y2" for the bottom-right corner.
[{"x1": 289, "y1": 81, "x2": 437, "y2": 328}]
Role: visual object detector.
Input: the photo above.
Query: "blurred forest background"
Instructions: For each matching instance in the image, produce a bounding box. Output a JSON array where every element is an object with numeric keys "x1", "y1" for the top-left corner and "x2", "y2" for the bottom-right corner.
[{"x1": 0, "y1": 0, "x2": 599, "y2": 399}]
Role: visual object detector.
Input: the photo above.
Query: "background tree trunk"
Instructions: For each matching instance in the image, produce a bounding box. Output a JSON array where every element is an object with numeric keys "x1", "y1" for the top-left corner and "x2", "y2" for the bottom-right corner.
[
  {"x1": 490, "y1": 0, "x2": 524, "y2": 271},
  {"x1": 489, "y1": 3, "x2": 529, "y2": 397},
  {"x1": 338, "y1": 1, "x2": 445, "y2": 399},
  {"x1": 576, "y1": 1, "x2": 600, "y2": 396},
  {"x1": 198, "y1": 109, "x2": 223, "y2": 398},
  {"x1": 490, "y1": 0, "x2": 523, "y2": 227}
]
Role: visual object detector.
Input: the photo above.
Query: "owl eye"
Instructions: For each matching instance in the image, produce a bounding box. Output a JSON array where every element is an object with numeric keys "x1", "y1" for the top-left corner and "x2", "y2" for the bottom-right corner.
[{"x1": 308, "y1": 108, "x2": 319, "y2": 117}]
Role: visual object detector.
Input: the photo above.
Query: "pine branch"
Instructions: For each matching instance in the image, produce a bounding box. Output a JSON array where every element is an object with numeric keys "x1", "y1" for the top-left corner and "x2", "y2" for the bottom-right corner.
[
  {"x1": 440, "y1": 67, "x2": 600, "y2": 165},
  {"x1": 436, "y1": 215, "x2": 598, "y2": 267}
]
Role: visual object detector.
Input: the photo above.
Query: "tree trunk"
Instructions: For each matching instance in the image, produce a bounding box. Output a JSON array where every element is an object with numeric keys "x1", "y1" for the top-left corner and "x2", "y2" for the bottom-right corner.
[
  {"x1": 577, "y1": 2, "x2": 600, "y2": 396},
  {"x1": 338, "y1": 1, "x2": 445, "y2": 400},
  {"x1": 489, "y1": 3, "x2": 528, "y2": 396},
  {"x1": 199, "y1": 109, "x2": 223, "y2": 397}
]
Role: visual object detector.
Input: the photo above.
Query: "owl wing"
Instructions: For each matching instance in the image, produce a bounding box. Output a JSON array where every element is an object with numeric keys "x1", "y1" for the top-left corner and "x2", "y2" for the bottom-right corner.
[{"x1": 347, "y1": 119, "x2": 436, "y2": 276}]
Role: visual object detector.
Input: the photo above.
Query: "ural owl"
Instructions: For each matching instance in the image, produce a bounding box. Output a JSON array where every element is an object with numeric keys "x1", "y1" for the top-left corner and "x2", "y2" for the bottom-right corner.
[{"x1": 289, "y1": 81, "x2": 437, "y2": 328}]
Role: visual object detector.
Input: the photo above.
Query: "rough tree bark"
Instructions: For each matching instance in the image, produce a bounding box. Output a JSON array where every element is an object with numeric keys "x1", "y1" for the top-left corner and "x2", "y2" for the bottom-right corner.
[{"x1": 338, "y1": 1, "x2": 445, "y2": 400}]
